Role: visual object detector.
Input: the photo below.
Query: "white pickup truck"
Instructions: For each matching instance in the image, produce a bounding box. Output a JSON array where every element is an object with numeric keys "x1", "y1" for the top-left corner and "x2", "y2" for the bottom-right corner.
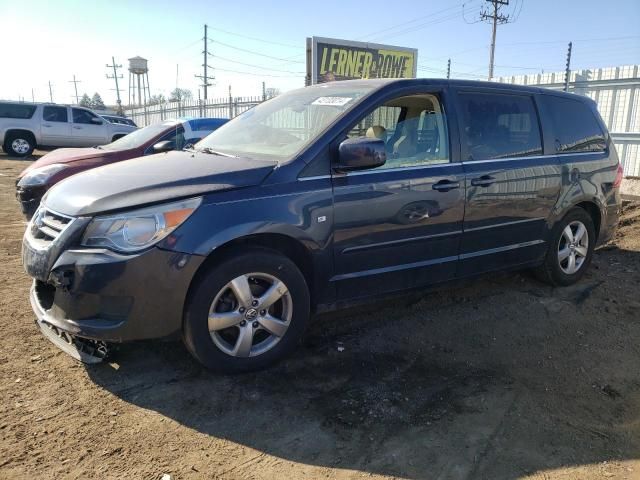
[{"x1": 0, "y1": 102, "x2": 137, "y2": 156}]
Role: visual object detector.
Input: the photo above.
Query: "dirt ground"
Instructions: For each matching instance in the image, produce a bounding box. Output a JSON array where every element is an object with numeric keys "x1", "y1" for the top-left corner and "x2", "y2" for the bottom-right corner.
[{"x1": 0, "y1": 152, "x2": 639, "y2": 480}]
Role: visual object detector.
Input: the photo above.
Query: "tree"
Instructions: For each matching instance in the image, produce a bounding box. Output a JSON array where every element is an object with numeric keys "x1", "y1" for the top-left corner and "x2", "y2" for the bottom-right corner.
[
  {"x1": 78, "y1": 93, "x2": 92, "y2": 107},
  {"x1": 147, "y1": 94, "x2": 166, "y2": 106},
  {"x1": 169, "y1": 88, "x2": 193, "y2": 102},
  {"x1": 91, "y1": 93, "x2": 105, "y2": 110},
  {"x1": 265, "y1": 87, "x2": 280, "y2": 99}
]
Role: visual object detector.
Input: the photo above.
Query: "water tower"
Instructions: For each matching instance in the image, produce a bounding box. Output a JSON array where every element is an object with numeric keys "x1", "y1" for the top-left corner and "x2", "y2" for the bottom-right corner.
[{"x1": 128, "y1": 56, "x2": 151, "y2": 106}]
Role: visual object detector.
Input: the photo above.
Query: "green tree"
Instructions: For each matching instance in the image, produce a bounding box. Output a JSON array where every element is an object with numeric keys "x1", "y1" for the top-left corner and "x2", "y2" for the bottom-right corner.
[
  {"x1": 91, "y1": 93, "x2": 105, "y2": 110},
  {"x1": 169, "y1": 88, "x2": 193, "y2": 102},
  {"x1": 78, "y1": 93, "x2": 92, "y2": 107}
]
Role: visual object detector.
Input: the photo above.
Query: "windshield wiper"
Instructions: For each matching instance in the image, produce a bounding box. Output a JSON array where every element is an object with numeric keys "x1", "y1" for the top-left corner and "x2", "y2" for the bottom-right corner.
[{"x1": 198, "y1": 147, "x2": 237, "y2": 157}]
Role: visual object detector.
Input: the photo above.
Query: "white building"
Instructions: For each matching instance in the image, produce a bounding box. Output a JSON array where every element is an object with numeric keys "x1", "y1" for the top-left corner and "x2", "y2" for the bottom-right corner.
[{"x1": 496, "y1": 65, "x2": 640, "y2": 177}]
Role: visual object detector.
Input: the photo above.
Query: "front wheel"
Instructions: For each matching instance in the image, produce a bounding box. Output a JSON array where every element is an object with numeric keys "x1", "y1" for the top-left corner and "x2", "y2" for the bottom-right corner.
[
  {"x1": 183, "y1": 249, "x2": 310, "y2": 373},
  {"x1": 535, "y1": 207, "x2": 596, "y2": 286}
]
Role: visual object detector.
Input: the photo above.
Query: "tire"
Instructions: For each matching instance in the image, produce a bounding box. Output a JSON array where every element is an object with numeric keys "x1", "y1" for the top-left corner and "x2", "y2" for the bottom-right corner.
[
  {"x1": 111, "y1": 134, "x2": 125, "y2": 142},
  {"x1": 4, "y1": 132, "x2": 35, "y2": 157},
  {"x1": 183, "y1": 249, "x2": 310, "y2": 373},
  {"x1": 534, "y1": 207, "x2": 596, "y2": 286}
]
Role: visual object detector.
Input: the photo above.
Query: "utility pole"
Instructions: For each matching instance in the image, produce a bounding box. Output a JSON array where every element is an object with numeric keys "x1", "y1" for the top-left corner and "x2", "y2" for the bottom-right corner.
[
  {"x1": 48, "y1": 81, "x2": 54, "y2": 102},
  {"x1": 480, "y1": 0, "x2": 510, "y2": 80},
  {"x1": 69, "y1": 75, "x2": 81, "y2": 103},
  {"x1": 195, "y1": 24, "x2": 214, "y2": 100},
  {"x1": 446, "y1": 59, "x2": 451, "y2": 79},
  {"x1": 106, "y1": 57, "x2": 124, "y2": 114},
  {"x1": 262, "y1": 81, "x2": 266, "y2": 101},
  {"x1": 31, "y1": 88, "x2": 35, "y2": 102},
  {"x1": 564, "y1": 42, "x2": 573, "y2": 92}
]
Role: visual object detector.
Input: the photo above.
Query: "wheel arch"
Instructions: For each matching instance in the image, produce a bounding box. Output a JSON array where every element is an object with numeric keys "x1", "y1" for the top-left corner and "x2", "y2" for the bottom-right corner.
[
  {"x1": 574, "y1": 200, "x2": 602, "y2": 240},
  {"x1": 4, "y1": 128, "x2": 37, "y2": 145},
  {"x1": 185, "y1": 232, "x2": 318, "y2": 311}
]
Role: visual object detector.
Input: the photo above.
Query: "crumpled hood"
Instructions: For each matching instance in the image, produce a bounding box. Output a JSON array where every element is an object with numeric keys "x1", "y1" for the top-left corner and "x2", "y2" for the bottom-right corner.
[
  {"x1": 20, "y1": 147, "x2": 111, "y2": 176},
  {"x1": 43, "y1": 150, "x2": 276, "y2": 216}
]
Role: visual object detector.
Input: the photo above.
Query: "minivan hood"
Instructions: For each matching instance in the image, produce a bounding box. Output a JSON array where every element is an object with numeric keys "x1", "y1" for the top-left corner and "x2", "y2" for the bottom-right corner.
[{"x1": 43, "y1": 150, "x2": 277, "y2": 216}]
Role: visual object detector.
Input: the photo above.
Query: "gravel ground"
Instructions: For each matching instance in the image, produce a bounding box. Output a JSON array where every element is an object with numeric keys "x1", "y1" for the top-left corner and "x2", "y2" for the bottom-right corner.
[{"x1": 0, "y1": 153, "x2": 639, "y2": 480}]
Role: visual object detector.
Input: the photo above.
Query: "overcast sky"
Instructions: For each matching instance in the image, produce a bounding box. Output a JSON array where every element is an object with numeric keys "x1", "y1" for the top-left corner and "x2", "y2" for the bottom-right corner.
[{"x1": 0, "y1": 0, "x2": 638, "y2": 105}]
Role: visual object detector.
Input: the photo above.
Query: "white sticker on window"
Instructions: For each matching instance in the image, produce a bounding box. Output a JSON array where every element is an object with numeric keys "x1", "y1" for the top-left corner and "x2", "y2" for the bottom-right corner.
[{"x1": 312, "y1": 96, "x2": 353, "y2": 106}]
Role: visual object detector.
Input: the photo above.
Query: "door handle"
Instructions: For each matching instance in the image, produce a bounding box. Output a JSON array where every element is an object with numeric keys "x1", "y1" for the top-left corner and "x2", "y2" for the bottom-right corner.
[
  {"x1": 432, "y1": 180, "x2": 460, "y2": 192},
  {"x1": 73, "y1": 126, "x2": 82, "y2": 130},
  {"x1": 470, "y1": 175, "x2": 496, "y2": 187},
  {"x1": 42, "y1": 124, "x2": 51, "y2": 128}
]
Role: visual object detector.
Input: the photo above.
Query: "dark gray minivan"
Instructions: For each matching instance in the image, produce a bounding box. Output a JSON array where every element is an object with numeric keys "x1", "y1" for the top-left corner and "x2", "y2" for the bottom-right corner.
[{"x1": 22, "y1": 79, "x2": 623, "y2": 372}]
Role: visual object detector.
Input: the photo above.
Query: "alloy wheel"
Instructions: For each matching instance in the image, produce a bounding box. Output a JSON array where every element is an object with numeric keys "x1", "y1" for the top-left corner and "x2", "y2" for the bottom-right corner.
[
  {"x1": 208, "y1": 272, "x2": 292, "y2": 357},
  {"x1": 557, "y1": 220, "x2": 589, "y2": 275}
]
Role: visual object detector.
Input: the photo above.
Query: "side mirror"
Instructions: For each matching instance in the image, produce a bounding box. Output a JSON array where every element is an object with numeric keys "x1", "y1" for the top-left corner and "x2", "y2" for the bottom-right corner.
[
  {"x1": 91, "y1": 117, "x2": 104, "y2": 125},
  {"x1": 336, "y1": 137, "x2": 386, "y2": 172},
  {"x1": 153, "y1": 140, "x2": 175, "y2": 153}
]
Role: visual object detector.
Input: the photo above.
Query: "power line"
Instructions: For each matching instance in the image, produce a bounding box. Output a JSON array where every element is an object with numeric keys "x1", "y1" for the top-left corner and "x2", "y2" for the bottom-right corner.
[
  {"x1": 210, "y1": 38, "x2": 305, "y2": 64},
  {"x1": 214, "y1": 66, "x2": 302, "y2": 78},
  {"x1": 357, "y1": 1, "x2": 478, "y2": 40},
  {"x1": 205, "y1": 25, "x2": 299, "y2": 49},
  {"x1": 212, "y1": 53, "x2": 305, "y2": 74},
  {"x1": 370, "y1": 5, "x2": 483, "y2": 42}
]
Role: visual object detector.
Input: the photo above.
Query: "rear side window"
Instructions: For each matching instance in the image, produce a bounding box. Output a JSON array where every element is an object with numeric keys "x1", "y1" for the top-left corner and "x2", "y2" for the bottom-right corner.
[
  {"x1": 542, "y1": 96, "x2": 606, "y2": 153},
  {"x1": 72, "y1": 108, "x2": 100, "y2": 124},
  {"x1": 43, "y1": 106, "x2": 68, "y2": 123},
  {"x1": 458, "y1": 92, "x2": 542, "y2": 161},
  {"x1": 0, "y1": 103, "x2": 37, "y2": 119}
]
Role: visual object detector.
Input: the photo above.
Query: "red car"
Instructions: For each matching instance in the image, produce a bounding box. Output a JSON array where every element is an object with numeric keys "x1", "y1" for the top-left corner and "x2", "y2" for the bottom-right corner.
[{"x1": 16, "y1": 118, "x2": 228, "y2": 218}]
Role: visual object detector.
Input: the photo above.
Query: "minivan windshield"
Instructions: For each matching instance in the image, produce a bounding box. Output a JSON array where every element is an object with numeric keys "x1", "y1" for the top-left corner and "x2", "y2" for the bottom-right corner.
[
  {"x1": 100, "y1": 123, "x2": 173, "y2": 151},
  {"x1": 195, "y1": 84, "x2": 377, "y2": 162}
]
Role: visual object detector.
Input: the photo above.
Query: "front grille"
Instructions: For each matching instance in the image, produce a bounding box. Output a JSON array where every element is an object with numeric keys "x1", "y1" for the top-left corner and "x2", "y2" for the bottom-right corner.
[{"x1": 30, "y1": 208, "x2": 74, "y2": 244}]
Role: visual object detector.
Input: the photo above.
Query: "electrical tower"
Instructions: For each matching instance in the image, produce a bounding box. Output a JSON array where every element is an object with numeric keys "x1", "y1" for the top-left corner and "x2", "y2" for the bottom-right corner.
[
  {"x1": 195, "y1": 24, "x2": 214, "y2": 100},
  {"x1": 447, "y1": 59, "x2": 451, "y2": 79},
  {"x1": 69, "y1": 75, "x2": 81, "y2": 103},
  {"x1": 480, "y1": 0, "x2": 511, "y2": 80},
  {"x1": 106, "y1": 57, "x2": 124, "y2": 114}
]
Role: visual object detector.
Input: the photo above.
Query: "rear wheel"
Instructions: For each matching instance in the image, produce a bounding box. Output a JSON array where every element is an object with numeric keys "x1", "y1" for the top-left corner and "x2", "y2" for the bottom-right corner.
[
  {"x1": 183, "y1": 249, "x2": 310, "y2": 373},
  {"x1": 535, "y1": 207, "x2": 596, "y2": 286},
  {"x1": 4, "y1": 132, "x2": 35, "y2": 157}
]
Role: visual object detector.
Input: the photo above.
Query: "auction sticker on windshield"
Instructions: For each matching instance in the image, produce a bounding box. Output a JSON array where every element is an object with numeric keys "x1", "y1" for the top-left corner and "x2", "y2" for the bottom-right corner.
[{"x1": 312, "y1": 96, "x2": 353, "y2": 106}]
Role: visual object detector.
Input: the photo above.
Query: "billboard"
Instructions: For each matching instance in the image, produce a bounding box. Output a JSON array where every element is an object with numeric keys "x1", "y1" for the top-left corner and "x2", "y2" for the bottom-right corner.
[{"x1": 306, "y1": 36, "x2": 418, "y2": 85}]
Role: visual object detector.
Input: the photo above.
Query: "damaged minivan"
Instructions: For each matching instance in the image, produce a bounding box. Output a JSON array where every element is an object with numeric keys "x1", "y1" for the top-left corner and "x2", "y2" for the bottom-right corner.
[{"x1": 22, "y1": 79, "x2": 622, "y2": 372}]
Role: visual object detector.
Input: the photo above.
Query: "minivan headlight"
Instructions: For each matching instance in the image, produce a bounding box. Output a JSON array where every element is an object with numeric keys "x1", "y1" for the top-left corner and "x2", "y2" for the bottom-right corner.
[{"x1": 81, "y1": 197, "x2": 201, "y2": 253}]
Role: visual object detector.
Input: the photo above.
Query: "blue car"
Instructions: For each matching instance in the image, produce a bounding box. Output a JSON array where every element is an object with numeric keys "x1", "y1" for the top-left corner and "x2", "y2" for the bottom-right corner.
[{"x1": 22, "y1": 79, "x2": 622, "y2": 372}]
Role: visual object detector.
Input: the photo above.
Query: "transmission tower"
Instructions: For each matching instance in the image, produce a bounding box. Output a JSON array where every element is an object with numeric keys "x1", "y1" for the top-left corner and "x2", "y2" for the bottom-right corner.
[
  {"x1": 195, "y1": 24, "x2": 215, "y2": 100},
  {"x1": 480, "y1": 0, "x2": 511, "y2": 80}
]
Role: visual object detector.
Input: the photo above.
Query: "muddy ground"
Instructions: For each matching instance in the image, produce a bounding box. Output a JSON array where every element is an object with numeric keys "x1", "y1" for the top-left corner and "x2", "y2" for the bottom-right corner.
[{"x1": 0, "y1": 152, "x2": 639, "y2": 480}]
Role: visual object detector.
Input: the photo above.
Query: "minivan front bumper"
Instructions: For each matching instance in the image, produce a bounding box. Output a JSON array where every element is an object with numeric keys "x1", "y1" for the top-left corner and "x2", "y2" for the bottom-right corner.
[{"x1": 25, "y1": 243, "x2": 204, "y2": 348}]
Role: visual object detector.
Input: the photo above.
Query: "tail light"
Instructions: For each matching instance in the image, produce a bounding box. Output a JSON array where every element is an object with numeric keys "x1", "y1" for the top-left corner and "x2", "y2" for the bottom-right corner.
[{"x1": 613, "y1": 163, "x2": 624, "y2": 188}]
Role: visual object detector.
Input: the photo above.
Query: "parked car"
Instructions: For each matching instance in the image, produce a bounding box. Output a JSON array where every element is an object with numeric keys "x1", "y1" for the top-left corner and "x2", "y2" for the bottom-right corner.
[
  {"x1": 0, "y1": 102, "x2": 137, "y2": 156},
  {"x1": 15, "y1": 117, "x2": 228, "y2": 218},
  {"x1": 100, "y1": 114, "x2": 137, "y2": 127},
  {"x1": 22, "y1": 79, "x2": 623, "y2": 372}
]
